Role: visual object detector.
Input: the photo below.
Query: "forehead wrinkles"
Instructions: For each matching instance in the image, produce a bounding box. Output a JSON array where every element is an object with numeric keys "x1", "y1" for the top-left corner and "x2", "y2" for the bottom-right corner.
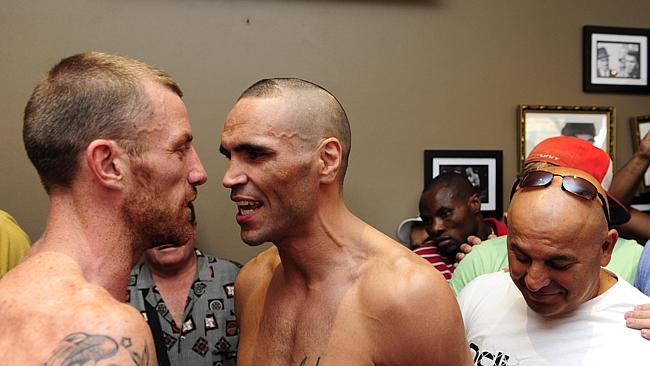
[{"x1": 224, "y1": 96, "x2": 319, "y2": 148}]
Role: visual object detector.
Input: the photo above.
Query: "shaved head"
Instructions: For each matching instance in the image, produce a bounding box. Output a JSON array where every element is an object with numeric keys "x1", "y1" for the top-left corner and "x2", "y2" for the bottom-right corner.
[
  {"x1": 238, "y1": 78, "x2": 351, "y2": 183},
  {"x1": 507, "y1": 166, "x2": 617, "y2": 316}
]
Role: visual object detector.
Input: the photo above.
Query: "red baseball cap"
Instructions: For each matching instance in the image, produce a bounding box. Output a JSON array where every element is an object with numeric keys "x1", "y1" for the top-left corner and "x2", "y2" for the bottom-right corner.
[{"x1": 525, "y1": 136, "x2": 630, "y2": 225}]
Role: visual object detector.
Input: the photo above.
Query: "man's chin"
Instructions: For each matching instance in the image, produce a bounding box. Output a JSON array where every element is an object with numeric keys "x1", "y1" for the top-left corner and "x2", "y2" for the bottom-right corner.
[
  {"x1": 240, "y1": 231, "x2": 269, "y2": 247},
  {"x1": 440, "y1": 243, "x2": 460, "y2": 258},
  {"x1": 522, "y1": 298, "x2": 564, "y2": 317},
  {"x1": 147, "y1": 225, "x2": 193, "y2": 249}
]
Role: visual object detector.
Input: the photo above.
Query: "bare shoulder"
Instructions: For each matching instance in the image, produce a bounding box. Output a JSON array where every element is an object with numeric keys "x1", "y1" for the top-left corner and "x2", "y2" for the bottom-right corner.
[
  {"x1": 235, "y1": 245, "x2": 280, "y2": 297},
  {"x1": 363, "y1": 238, "x2": 455, "y2": 315},
  {"x1": 44, "y1": 302, "x2": 156, "y2": 366},
  {"x1": 361, "y1": 226, "x2": 452, "y2": 300},
  {"x1": 359, "y1": 228, "x2": 472, "y2": 366},
  {"x1": 0, "y1": 252, "x2": 156, "y2": 365}
]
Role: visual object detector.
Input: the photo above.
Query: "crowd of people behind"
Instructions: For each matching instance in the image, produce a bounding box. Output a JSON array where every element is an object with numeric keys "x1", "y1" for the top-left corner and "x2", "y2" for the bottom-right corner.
[{"x1": 0, "y1": 51, "x2": 649, "y2": 365}]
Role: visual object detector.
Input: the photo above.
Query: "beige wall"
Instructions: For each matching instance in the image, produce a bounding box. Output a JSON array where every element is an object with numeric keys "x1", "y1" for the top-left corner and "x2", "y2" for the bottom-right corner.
[{"x1": 1, "y1": 0, "x2": 649, "y2": 264}]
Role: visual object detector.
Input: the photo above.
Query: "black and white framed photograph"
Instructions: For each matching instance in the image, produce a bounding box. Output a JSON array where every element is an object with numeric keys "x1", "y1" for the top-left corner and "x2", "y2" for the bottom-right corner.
[
  {"x1": 424, "y1": 150, "x2": 503, "y2": 218},
  {"x1": 630, "y1": 114, "x2": 650, "y2": 189},
  {"x1": 583, "y1": 25, "x2": 649, "y2": 93},
  {"x1": 518, "y1": 105, "x2": 615, "y2": 169}
]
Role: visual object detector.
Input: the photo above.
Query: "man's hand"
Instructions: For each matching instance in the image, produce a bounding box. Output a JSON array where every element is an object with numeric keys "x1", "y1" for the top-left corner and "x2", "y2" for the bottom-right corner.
[
  {"x1": 625, "y1": 303, "x2": 650, "y2": 340},
  {"x1": 454, "y1": 233, "x2": 497, "y2": 267},
  {"x1": 638, "y1": 131, "x2": 650, "y2": 160}
]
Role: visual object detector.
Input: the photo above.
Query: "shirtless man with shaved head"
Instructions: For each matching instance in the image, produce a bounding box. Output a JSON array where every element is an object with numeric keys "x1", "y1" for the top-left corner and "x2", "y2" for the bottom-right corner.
[{"x1": 220, "y1": 78, "x2": 471, "y2": 366}]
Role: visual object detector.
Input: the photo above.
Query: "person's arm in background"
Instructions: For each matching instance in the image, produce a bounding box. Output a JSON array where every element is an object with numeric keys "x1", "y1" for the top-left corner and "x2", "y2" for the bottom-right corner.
[
  {"x1": 623, "y1": 240, "x2": 650, "y2": 340},
  {"x1": 609, "y1": 131, "x2": 650, "y2": 206},
  {"x1": 616, "y1": 209, "x2": 650, "y2": 244}
]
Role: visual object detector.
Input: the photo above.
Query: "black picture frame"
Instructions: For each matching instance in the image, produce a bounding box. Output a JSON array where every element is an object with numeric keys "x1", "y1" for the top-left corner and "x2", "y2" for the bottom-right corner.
[
  {"x1": 518, "y1": 104, "x2": 615, "y2": 171},
  {"x1": 583, "y1": 25, "x2": 650, "y2": 94},
  {"x1": 424, "y1": 150, "x2": 503, "y2": 219},
  {"x1": 630, "y1": 114, "x2": 650, "y2": 190}
]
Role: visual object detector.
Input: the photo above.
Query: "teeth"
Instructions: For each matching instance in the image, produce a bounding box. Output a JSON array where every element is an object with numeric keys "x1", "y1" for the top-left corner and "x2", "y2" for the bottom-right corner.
[
  {"x1": 236, "y1": 200, "x2": 261, "y2": 215},
  {"x1": 239, "y1": 208, "x2": 254, "y2": 215}
]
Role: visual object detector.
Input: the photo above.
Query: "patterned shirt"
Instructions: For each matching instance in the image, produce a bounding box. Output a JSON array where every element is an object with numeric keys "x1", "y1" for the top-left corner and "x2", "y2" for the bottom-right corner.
[
  {"x1": 413, "y1": 243, "x2": 455, "y2": 280},
  {"x1": 128, "y1": 249, "x2": 241, "y2": 366}
]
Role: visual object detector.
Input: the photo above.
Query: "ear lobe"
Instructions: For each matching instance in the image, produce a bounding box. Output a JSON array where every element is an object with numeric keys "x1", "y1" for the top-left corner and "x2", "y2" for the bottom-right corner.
[
  {"x1": 503, "y1": 212, "x2": 509, "y2": 226},
  {"x1": 468, "y1": 193, "x2": 482, "y2": 214},
  {"x1": 318, "y1": 138, "x2": 342, "y2": 184},
  {"x1": 599, "y1": 229, "x2": 619, "y2": 266},
  {"x1": 85, "y1": 139, "x2": 126, "y2": 190}
]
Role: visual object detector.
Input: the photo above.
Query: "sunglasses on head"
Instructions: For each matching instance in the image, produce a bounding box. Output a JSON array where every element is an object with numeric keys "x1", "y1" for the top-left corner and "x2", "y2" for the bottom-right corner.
[{"x1": 510, "y1": 170, "x2": 610, "y2": 225}]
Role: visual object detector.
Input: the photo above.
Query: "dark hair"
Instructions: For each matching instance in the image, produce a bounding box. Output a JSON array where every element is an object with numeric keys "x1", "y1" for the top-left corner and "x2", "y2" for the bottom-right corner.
[
  {"x1": 424, "y1": 172, "x2": 478, "y2": 199},
  {"x1": 23, "y1": 51, "x2": 182, "y2": 194}
]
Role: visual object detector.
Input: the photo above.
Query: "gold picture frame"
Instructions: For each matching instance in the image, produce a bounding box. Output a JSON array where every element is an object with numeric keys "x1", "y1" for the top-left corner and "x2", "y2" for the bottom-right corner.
[
  {"x1": 630, "y1": 114, "x2": 650, "y2": 189},
  {"x1": 518, "y1": 105, "x2": 616, "y2": 171}
]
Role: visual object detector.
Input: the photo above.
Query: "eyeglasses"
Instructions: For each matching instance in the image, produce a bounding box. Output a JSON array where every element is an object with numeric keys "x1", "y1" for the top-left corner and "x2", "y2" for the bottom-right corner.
[{"x1": 510, "y1": 170, "x2": 610, "y2": 224}]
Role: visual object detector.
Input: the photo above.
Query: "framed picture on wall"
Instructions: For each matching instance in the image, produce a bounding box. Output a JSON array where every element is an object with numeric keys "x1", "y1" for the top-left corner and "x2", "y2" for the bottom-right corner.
[
  {"x1": 583, "y1": 25, "x2": 650, "y2": 93},
  {"x1": 424, "y1": 150, "x2": 503, "y2": 218},
  {"x1": 630, "y1": 114, "x2": 650, "y2": 189},
  {"x1": 518, "y1": 105, "x2": 615, "y2": 170}
]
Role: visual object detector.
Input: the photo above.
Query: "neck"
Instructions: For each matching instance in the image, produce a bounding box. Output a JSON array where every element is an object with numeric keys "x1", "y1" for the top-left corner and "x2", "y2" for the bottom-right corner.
[
  {"x1": 476, "y1": 216, "x2": 494, "y2": 240},
  {"x1": 596, "y1": 268, "x2": 617, "y2": 297},
  {"x1": 148, "y1": 251, "x2": 198, "y2": 281},
  {"x1": 32, "y1": 192, "x2": 142, "y2": 301},
  {"x1": 274, "y1": 198, "x2": 366, "y2": 286}
]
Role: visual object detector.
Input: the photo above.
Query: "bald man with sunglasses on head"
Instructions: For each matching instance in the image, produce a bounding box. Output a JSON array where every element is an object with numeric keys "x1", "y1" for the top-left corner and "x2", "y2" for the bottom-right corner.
[
  {"x1": 451, "y1": 137, "x2": 643, "y2": 294},
  {"x1": 458, "y1": 165, "x2": 650, "y2": 365}
]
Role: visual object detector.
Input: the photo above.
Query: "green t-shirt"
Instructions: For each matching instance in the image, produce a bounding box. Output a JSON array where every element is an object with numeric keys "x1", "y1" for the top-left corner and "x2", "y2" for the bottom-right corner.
[
  {"x1": 449, "y1": 235, "x2": 643, "y2": 295},
  {"x1": 0, "y1": 210, "x2": 31, "y2": 278}
]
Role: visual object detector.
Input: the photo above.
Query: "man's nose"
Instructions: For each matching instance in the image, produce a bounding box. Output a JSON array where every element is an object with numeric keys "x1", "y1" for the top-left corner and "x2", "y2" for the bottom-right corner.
[
  {"x1": 222, "y1": 159, "x2": 247, "y2": 188},
  {"x1": 524, "y1": 262, "x2": 551, "y2": 292},
  {"x1": 432, "y1": 217, "x2": 446, "y2": 233},
  {"x1": 189, "y1": 146, "x2": 208, "y2": 186}
]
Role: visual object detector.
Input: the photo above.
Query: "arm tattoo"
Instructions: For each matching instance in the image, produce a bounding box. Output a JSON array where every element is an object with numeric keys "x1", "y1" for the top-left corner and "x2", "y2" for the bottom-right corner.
[
  {"x1": 45, "y1": 332, "x2": 150, "y2": 366},
  {"x1": 299, "y1": 356, "x2": 321, "y2": 366}
]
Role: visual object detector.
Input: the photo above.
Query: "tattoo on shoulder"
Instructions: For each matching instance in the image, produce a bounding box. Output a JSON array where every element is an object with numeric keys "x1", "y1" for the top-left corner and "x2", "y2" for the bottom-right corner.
[
  {"x1": 45, "y1": 332, "x2": 150, "y2": 366},
  {"x1": 299, "y1": 356, "x2": 322, "y2": 366}
]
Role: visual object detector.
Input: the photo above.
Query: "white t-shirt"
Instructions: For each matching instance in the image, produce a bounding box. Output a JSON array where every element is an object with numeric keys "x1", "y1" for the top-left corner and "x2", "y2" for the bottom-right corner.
[{"x1": 458, "y1": 271, "x2": 650, "y2": 365}]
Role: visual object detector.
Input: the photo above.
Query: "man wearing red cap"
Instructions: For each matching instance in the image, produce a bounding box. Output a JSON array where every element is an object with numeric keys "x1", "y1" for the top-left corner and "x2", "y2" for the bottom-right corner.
[
  {"x1": 458, "y1": 166, "x2": 650, "y2": 364},
  {"x1": 450, "y1": 136, "x2": 643, "y2": 295}
]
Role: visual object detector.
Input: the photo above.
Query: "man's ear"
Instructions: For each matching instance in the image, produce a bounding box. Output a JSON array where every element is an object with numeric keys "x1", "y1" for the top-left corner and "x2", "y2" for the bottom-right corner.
[
  {"x1": 599, "y1": 228, "x2": 619, "y2": 267},
  {"x1": 85, "y1": 139, "x2": 127, "y2": 190},
  {"x1": 468, "y1": 193, "x2": 482, "y2": 214},
  {"x1": 503, "y1": 212, "x2": 509, "y2": 226},
  {"x1": 318, "y1": 137, "x2": 342, "y2": 185}
]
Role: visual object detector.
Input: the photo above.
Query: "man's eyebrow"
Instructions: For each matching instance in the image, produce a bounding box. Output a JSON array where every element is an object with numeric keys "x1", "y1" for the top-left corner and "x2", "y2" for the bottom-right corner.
[
  {"x1": 219, "y1": 143, "x2": 270, "y2": 157},
  {"x1": 510, "y1": 242, "x2": 577, "y2": 262},
  {"x1": 510, "y1": 242, "x2": 526, "y2": 254},
  {"x1": 547, "y1": 254, "x2": 578, "y2": 263},
  {"x1": 172, "y1": 132, "x2": 193, "y2": 146},
  {"x1": 219, "y1": 145, "x2": 230, "y2": 157},
  {"x1": 233, "y1": 143, "x2": 269, "y2": 153}
]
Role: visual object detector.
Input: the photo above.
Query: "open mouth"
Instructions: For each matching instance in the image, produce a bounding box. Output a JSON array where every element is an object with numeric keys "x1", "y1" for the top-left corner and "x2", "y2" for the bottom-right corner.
[{"x1": 236, "y1": 200, "x2": 262, "y2": 216}]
